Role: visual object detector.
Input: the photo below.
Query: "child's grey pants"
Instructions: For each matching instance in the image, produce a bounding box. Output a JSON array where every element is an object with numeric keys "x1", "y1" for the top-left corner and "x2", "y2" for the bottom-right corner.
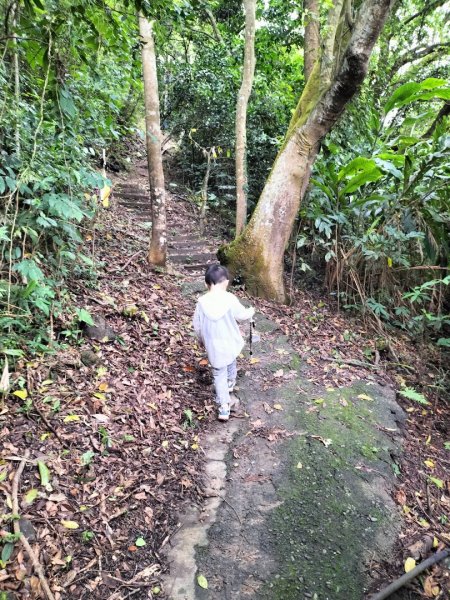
[{"x1": 212, "y1": 360, "x2": 237, "y2": 406}]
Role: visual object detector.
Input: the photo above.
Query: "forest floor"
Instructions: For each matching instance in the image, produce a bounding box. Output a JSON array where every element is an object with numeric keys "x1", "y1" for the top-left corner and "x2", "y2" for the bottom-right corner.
[{"x1": 1, "y1": 159, "x2": 449, "y2": 600}]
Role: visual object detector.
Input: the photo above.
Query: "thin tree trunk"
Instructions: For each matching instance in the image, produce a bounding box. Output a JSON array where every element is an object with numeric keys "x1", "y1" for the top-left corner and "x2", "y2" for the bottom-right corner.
[
  {"x1": 139, "y1": 13, "x2": 166, "y2": 266},
  {"x1": 220, "y1": 0, "x2": 394, "y2": 302},
  {"x1": 304, "y1": 0, "x2": 320, "y2": 81},
  {"x1": 235, "y1": 0, "x2": 256, "y2": 237},
  {"x1": 199, "y1": 150, "x2": 212, "y2": 235},
  {"x1": 13, "y1": 1, "x2": 20, "y2": 157}
]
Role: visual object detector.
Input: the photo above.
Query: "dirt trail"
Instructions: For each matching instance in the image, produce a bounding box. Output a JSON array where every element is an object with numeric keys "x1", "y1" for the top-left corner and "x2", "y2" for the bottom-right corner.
[
  {"x1": 114, "y1": 168, "x2": 407, "y2": 600},
  {"x1": 162, "y1": 308, "x2": 406, "y2": 600}
]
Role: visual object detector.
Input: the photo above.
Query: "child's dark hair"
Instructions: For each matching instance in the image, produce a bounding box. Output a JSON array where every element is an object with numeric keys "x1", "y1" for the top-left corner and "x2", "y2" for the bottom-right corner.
[{"x1": 205, "y1": 264, "x2": 229, "y2": 286}]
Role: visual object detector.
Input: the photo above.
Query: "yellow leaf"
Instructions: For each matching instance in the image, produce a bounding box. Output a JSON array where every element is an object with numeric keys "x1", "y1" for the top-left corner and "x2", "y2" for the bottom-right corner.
[
  {"x1": 64, "y1": 414, "x2": 80, "y2": 423},
  {"x1": 102, "y1": 197, "x2": 110, "y2": 208},
  {"x1": 98, "y1": 383, "x2": 109, "y2": 392},
  {"x1": 419, "y1": 518, "x2": 430, "y2": 528},
  {"x1": 40, "y1": 433, "x2": 51, "y2": 441},
  {"x1": 42, "y1": 379, "x2": 53, "y2": 386},
  {"x1": 79, "y1": 505, "x2": 88, "y2": 512},
  {"x1": 387, "y1": 257, "x2": 393, "y2": 268},
  {"x1": 296, "y1": 462, "x2": 303, "y2": 469},
  {"x1": 314, "y1": 398, "x2": 325, "y2": 404},
  {"x1": 93, "y1": 392, "x2": 106, "y2": 401},
  {"x1": 431, "y1": 586, "x2": 440, "y2": 596},
  {"x1": 61, "y1": 520, "x2": 79, "y2": 530},
  {"x1": 162, "y1": 440, "x2": 169, "y2": 448},
  {"x1": 13, "y1": 389, "x2": 28, "y2": 400},
  {"x1": 404, "y1": 557, "x2": 416, "y2": 572},
  {"x1": 433, "y1": 537, "x2": 439, "y2": 548},
  {"x1": 424, "y1": 459, "x2": 435, "y2": 468},
  {"x1": 273, "y1": 404, "x2": 283, "y2": 411},
  {"x1": 425, "y1": 435, "x2": 431, "y2": 445},
  {"x1": 100, "y1": 185, "x2": 111, "y2": 202},
  {"x1": 357, "y1": 394, "x2": 373, "y2": 401},
  {"x1": 191, "y1": 443, "x2": 199, "y2": 450},
  {"x1": 326, "y1": 387, "x2": 334, "y2": 392},
  {"x1": 249, "y1": 357, "x2": 260, "y2": 364},
  {"x1": 403, "y1": 505, "x2": 411, "y2": 514}
]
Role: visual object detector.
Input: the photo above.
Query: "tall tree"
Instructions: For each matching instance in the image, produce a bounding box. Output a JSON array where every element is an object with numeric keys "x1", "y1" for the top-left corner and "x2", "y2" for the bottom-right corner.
[
  {"x1": 220, "y1": 0, "x2": 395, "y2": 302},
  {"x1": 303, "y1": 0, "x2": 320, "y2": 81},
  {"x1": 235, "y1": 0, "x2": 256, "y2": 237},
  {"x1": 139, "y1": 13, "x2": 167, "y2": 266}
]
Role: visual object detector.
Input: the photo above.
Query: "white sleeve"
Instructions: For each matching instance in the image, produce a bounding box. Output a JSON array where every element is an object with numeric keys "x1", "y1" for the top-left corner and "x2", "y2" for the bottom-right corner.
[
  {"x1": 193, "y1": 303, "x2": 202, "y2": 339},
  {"x1": 230, "y1": 296, "x2": 255, "y2": 322}
]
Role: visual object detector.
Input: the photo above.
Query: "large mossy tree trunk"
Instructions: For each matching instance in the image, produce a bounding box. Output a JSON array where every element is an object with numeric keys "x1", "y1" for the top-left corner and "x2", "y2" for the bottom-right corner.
[
  {"x1": 139, "y1": 13, "x2": 167, "y2": 266},
  {"x1": 235, "y1": 0, "x2": 256, "y2": 237},
  {"x1": 220, "y1": 0, "x2": 394, "y2": 302}
]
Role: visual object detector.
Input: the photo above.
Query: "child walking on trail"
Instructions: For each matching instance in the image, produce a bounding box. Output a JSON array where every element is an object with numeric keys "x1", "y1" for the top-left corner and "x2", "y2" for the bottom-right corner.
[{"x1": 193, "y1": 264, "x2": 255, "y2": 422}]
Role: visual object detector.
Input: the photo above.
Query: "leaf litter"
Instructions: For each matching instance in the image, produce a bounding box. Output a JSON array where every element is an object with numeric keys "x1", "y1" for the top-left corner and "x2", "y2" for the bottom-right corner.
[{"x1": 0, "y1": 168, "x2": 216, "y2": 599}]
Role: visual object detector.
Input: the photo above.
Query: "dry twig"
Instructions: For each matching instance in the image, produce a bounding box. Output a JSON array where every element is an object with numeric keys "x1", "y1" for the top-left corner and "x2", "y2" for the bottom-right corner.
[{"x1": 12, "y1": 451, "x2": 56, "y2": 600}]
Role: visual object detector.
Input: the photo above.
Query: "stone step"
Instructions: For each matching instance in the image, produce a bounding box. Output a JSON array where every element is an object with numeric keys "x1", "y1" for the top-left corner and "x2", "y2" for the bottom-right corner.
[
  {"x1": 168, "y1": 233, "x2": 203, "y2": 242},
  {"x1": 119, "y1": 202, "x2": 151, "y2": 210},
  {"x1": 116, "y1": 195, "x2": 149, "y2": 203},
  {"x1": 182, "y1": 263, "x2": 218, "y2": 272},
  {"x1": 170, "y1": 253, "x2": 216, "y2": 264},
  {"x1": 168, "y1": 240, "x2": 208, "y2": 250}
]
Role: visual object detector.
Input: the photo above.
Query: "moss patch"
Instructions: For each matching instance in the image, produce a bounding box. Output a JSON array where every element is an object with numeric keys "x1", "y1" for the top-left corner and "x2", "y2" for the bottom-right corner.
[{"x1": 261, "y1": 381, "x2": 402, "y2": 600}]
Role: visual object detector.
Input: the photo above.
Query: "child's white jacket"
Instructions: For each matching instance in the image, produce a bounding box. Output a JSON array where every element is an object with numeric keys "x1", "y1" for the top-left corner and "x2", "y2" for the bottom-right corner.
[{"x1": 193, "y1": 290, "x2": 254, "y2": 369}]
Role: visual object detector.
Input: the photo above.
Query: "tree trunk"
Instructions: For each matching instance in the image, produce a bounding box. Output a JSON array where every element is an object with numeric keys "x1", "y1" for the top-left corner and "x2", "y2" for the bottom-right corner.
[
  {"x1": 304, "y1": 0, "x2": 320, "y2": 81},
  {"x1": 139, "y1": 13, "x2": 166, "y2": 266},
  {"x1": 220, "y1": 0, "x2": 394, "y2": 302},
  {"x1": 199, "y1": 150, "x2": 212, "y2": 235},
  {"x1": 235, "y1": 0, "x2": 256, "y2": 237},
  {"x1": 13, "y1": 1, "x2": 21, "y2": 158}
]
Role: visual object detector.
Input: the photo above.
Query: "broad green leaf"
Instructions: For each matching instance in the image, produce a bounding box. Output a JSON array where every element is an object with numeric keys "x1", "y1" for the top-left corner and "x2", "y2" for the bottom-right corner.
[
  {"x1": 341, "y1": 167, "x2": 383, "y2": 194},
  {"x1": 338, "y1": 157, "x2": 377, "y2": 181},
  {"x1": 14, "y1": 259, "x2": 44, "y2": 281},
  {"x1": 197, "y1": 574, "x2": 208, "y2": 589},
  {"x1": 77, "y1": 308, "x2": 94, "y2": 326},
  {"x1": 437, "y1": 338, "x2": 450, "y2": 348},
  {"x1": 135, "y1": 537, "x2": 146, "y2": 547},
  {"x1": 1, "y1": 542, "x2": 14, "y2": 563}
]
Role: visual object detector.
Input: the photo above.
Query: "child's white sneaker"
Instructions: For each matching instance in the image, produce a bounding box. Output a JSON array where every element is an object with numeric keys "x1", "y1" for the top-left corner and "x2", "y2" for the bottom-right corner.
[{"x1": 218, "y1": 404, "x2": 230, "y2": 421}]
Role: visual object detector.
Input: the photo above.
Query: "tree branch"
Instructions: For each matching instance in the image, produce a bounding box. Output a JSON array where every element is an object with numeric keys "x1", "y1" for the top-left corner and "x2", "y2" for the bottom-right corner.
[
  {"x1": 389, "y1": 42, "x2": 450, "y2": 78},
  {"x1": 204, "y1": 7, "x2": 224, "y2": 45},
  {"x1": 403, "y1": 0, "x2": 448, "y2": 26},
  {"x1": 423, "y1": 101, "x2": 450, "y2": 138}
]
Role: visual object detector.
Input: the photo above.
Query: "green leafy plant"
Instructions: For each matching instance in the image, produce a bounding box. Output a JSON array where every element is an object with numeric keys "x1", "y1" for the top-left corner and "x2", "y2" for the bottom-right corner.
[{"x1": 398, "y1": 387, "x2": 430, "y2": 405}]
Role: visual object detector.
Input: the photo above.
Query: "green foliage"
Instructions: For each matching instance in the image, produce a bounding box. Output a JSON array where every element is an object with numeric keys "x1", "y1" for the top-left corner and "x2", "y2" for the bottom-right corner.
[
  {"x1": 398, "y1": 387, "x2": 430, "y2": 405},
  {"x1": 297, "y1": 72, "x2": 450, "y2": 340},
  {"x1": 0, "y1": 0, "x2": 141, "y2": 356}
]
